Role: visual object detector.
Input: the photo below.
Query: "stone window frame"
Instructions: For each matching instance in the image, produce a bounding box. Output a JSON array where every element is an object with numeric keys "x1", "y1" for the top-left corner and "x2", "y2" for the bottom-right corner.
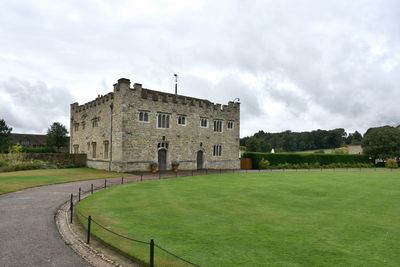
[
  {"x1": 73, "y1": 122, "x2": 79, "y2": 132},
  {"x1": 213, "y1": 144, "x2": 222, "y2": 156},
  {"x1": 227, "y1": 120, "x2": 234, "y2": 129},
  {"x1": 156, "y1": 113, "x2": 171, "y2": 129},
  {"x1": 87, "y1": 142, "x2": 90, "y2": 153},
  {"x1": 73, "y1": 144, "x2": 79, "y2": 154},
  {"x1": 213, "y1": 119, "x2": 223, "y2": 133},
  {"x1": 81, "y1": 121, "x2": 86, "y2": 130},
  {"x1": 177, "y1": 115, "x2": 187, "y2": 126},
  {"x1": 200, "y1": 117, "x2": 208, "y2": 128},
  {"x1": 138, "y1": 110, "x2": 150, "y2": 123},
  {"x1": 92, "y1": 117, "x2": 100, "y2": 128},
  {"x1": 103, "y1": 141, "x2": 109, "y2": 159},
  {"x1": 157, "y1": 141, "x2": 169, "y2": 149}
]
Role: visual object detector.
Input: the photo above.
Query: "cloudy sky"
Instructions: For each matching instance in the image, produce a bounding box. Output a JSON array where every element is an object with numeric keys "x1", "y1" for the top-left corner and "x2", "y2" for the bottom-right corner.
[{"x1": 1, "y1": 0, "x2": 399, "y2": 137}]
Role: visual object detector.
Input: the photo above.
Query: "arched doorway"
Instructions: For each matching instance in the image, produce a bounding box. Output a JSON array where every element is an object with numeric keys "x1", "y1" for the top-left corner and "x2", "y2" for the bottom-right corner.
[
  {"x1": 158, "y1": 149, "x2": 167, "y2": 171},
  {"x1": 197, "y1": 150, "x2": 204, "y2": 170}
]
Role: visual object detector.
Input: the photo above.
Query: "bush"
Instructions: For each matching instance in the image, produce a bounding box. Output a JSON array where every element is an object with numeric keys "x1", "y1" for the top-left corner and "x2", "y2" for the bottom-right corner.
[
  {"x1": 258, "y1": 158, "x2": 270, "y2": 169},
  {"x1": 22, "y1": 147, "x2": 57, "y2": 153},
  {"x1": 242, "y1": 152, "x2": 372, "y2": 169},
  {"x1": 385, "y1": 159, "x2": 398, "y2": 169},
  {"x1": 10, "y1": 144, "x2": 23, "y2": 153}
]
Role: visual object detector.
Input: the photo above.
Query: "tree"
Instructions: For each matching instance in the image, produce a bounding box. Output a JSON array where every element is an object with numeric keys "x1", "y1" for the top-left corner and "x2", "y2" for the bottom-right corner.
[
  {"x1": 46, "y1": 122, "x2": 69, "y2": 150},
  {"x1": 346, "y1": 130, "x2": 363, "y2": 145},
  {"x1": 362, "y1": 126, "x2": 400, "y2": 159},
  {"x1": 0, "y1": 119, "x2": 12, "y2": 153}
]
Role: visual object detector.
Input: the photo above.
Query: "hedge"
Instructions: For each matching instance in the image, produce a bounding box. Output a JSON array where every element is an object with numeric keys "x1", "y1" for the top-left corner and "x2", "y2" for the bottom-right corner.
[{"x1": 242, "y1": 152, "x2": 371, "y2": 169}]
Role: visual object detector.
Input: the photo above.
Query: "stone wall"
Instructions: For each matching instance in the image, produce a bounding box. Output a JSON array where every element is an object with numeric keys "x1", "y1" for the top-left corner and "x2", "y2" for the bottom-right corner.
[{"x1": 5, "y1": 153, "x2": 87, "y2": 167}]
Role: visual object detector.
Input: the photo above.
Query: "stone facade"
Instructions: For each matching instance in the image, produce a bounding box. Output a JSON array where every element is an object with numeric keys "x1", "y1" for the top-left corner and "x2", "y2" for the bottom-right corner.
[{"x1": 70, "y1": 78, "x2": 240, "y2": 172}]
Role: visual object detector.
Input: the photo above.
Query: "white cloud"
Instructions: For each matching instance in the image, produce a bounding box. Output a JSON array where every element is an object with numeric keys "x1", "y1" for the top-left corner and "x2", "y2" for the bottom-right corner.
[{"x1": 0, "y1": 0, "x2": 400, "y2": 136}]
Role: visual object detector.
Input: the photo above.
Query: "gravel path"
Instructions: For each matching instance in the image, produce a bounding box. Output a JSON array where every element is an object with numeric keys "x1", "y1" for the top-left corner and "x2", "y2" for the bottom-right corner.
[{"x1": 0, "y1": 178, "x2": 122, "y2": 267}]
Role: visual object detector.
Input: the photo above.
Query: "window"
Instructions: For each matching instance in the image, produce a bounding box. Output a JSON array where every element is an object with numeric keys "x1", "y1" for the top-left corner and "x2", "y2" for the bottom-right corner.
[
  {"x1": 81, "y1": 121, "x2": 86, "y2": 130},
  {"x1": 74, "y1": 123, "x2": 79, "y2": 132},
  {"x1": 157, "y1": 113, "x2": 170, "y2": 128},
  {"x1": 157, "y1": 141, "x2": 169, "y2": 149},
  {"x1": 139, "y1": 111, "x2": 149, "y2": 122},
  {"x1": 73, "y1": 145, "x2": 79, "y2": 154},
  {"x1": 177, "y1": 115, "x2": 186, "y2": 125},
  {"x1": 227, "y1": 120, "x2": 234, "y2": 129},
  {"x1": 213, "y1": 145, "x2": 222, "y2": 156},
  {"x1": 92, "y1": 117, "x2": 99, "y2": 128},
  {"x1": 87, "y1": 142, "x2": 90, "y2": 153},
  {"x1": 103, "y1": 141, "x2": 109, "y2": 159},
  {"x1": 213, "y1": 120, "x2": 223, "y2": 132},
  {"x1": 92, "y1": 142, "x2": 97, "y2": 158},
  {"x1": 200, "y1": 118, "x2": 208, "y2": 128}
]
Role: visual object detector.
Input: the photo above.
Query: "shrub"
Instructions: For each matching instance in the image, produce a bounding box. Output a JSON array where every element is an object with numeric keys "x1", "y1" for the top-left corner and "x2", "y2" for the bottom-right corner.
[
  {"x1": 242, "y1": 152, "x2": 371, "y2": 169},
  {"x1": 149, "y1": 161, "x2": 158, "y2": 172},
  {"x1": 10, "y1": 144, "x2": 23, "y2": 153},
  {"x1": 171, "y1": 160, "x2": 180, "y2": 167},
  {"x1": 258, "y1": 158, "x2": 270, "y2": 169},
  {"x1": 22, "y1": 146, "x2": 57, "y2": 153},
  {"x1": 385, "y1": 159, "x2": 398, "y2": 169}
]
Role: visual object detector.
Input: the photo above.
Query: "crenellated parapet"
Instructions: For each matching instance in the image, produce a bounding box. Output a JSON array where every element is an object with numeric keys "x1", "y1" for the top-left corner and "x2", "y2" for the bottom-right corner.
[
  {"x1": 70, "y1": 92, "x2": 114, "y2": 114},
  {"x1": 71, "y1": 77, "x2": 239, "y2": 116}
]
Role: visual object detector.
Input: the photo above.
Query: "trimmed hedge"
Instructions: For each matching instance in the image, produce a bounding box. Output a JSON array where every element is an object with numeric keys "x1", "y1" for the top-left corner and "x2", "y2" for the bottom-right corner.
[
  {"x1": 243, "y1": 152, "x2": 371, "y2": 169},
  {"x1": 22, "y1": 147, "x2": 56, "y2": 153}
]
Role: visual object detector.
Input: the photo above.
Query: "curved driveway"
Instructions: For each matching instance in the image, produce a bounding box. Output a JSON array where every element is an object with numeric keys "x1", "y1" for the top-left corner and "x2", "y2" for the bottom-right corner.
[{"x1": 0, "y1": 178, "x2": 120, "y2": 267}]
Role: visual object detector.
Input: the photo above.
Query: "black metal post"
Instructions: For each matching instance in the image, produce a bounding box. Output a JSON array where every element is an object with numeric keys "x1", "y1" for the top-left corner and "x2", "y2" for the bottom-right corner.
[
  {"x1": 158, "y1": 171, "x2": 161, "y2": 179},
  {"x1": 91, "y1": 184, "x2": 93, "y2": 194},
  {"x1": 175, "y1": 171, "x2": 177, "y2": 178},
  {"x1": 220, "y1": 168, "x2": 222, "y2": 174},
  {"x1": 104, "y1": 179, "x2": 107, "y2": 188},
  {"x1": 78, "y1": 187, "x2": 81, "y2": 202},
  {"x1": 70, "y1": 193, "x2": 73, "y2": 224},
  {"x1": 87, "y1": 216, "x2": 91, "y2": 244},
  {"x1": 150, "y1": 239, "x2": 154, "y2": 267},
  {"x1": 122, "y1": 176, "x2": 124, "y2": 184},
  {"x1": 191, "y1": 170, "x2": 194, "y2": 176},
  {"x1": 141, "y1": 173, "x2": 143, "y2": 181},
  {"x1": 206, "y1": 168, "x2": 208, "y2": 175}
]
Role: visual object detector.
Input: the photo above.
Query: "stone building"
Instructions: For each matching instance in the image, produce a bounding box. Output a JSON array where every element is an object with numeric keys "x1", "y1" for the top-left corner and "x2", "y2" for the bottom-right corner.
[{"x1": 70, "y1": 78, "x2": 240, "y2": 172}]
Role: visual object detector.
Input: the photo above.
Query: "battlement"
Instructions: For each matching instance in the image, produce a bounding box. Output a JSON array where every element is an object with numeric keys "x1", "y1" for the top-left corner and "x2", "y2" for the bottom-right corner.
[
  {"x1": 71, "y1": 92, "x2": 114, "y2": 113},
  {"x1": 139, "y1": 88, "x2": 239, "y2": 113},
  {"x1": 70, "y1": 78, "x2": 240, "y2": 114}
]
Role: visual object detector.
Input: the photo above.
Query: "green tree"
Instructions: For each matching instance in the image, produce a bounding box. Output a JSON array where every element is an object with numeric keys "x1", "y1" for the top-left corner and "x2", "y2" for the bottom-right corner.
[
  {"x1": 0, "y1": 119, "x2": 12, "y2": 153},
  {"x1": 46, "y1": 122, "x2": 69, "y2": 151},
  {"x1": 362, "y1": 126, "x2": 400, "y2": 159},
  {"x1": 346, "y1": 131, "x2": 363, "y2": 145}
]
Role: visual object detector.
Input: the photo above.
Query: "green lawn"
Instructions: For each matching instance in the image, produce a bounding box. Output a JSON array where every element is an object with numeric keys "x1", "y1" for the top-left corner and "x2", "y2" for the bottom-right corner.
[
  {"x1": 0, "y1": 168, "x2": 120, "y2": 195},
  {"x1": 77, "y1": 170, "x2": 400, "y2": 267}
]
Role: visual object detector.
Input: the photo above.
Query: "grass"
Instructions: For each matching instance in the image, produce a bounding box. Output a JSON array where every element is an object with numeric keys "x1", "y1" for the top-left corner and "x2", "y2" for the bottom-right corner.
[
  {"x1": 0, "y1": 167, "x2": 121, "y2": 195},
  {"x1": 77, "y1": 170, "x2": 400, "y2": 266}
]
